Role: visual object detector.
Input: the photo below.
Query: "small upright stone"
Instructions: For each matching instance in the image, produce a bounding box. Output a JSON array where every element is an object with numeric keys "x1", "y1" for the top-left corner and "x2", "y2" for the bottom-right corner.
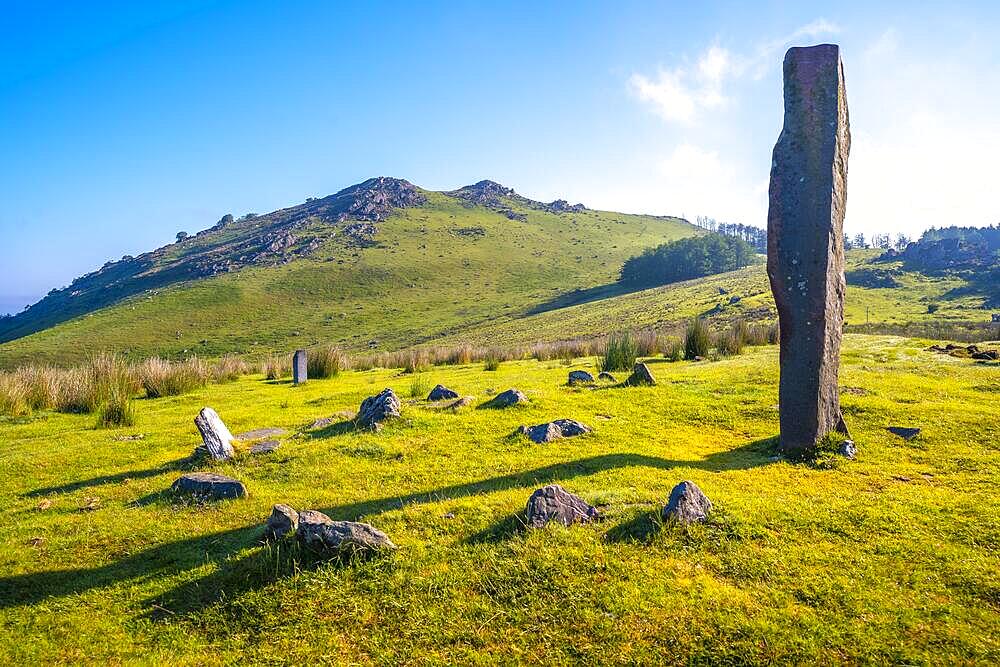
[
  {"x1": 662, "y1": 480, "x2": 711, "y2": 524},
  {"x1": 767, "y1": 44, "x2": 851, "y2": 456},
  {"x1": 427, "y1": 384, "x2": 459, "y2": 401},
  {"x1": 355, "y1": 388, "x2": 401, "y2": 430},
  {"x1": 264, "y1": 504, "x2": 299, "y2": 540},
  {"x1": 524, "y1": 484, "x2": 599, "y2": 528},
  {"x1": 293, "y1": 349, "x2": 307, "y2": 385},
  {"x1": 194, "y1": 407, "x2": 235, "y2": 460},
  {"x1": 624, "y1": 363, "x2": 656, "y2": 386},
  {"x1": 568, "y1": 370, "x2": 595, "y2": 385}
]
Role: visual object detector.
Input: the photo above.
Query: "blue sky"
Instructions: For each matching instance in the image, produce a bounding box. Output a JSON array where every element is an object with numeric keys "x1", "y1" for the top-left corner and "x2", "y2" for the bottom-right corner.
[{"x1": 2, "y1": 1, "x2": 999, "y2": 314}]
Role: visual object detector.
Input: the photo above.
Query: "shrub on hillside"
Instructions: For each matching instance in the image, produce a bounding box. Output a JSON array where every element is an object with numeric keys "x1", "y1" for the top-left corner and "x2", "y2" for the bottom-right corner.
[
  {"x1": 684, "y1": 319, "x2": 711, "y2": 360},
  {"x1": 600, "y1": 332, "x2": 639, "y2": 373}
]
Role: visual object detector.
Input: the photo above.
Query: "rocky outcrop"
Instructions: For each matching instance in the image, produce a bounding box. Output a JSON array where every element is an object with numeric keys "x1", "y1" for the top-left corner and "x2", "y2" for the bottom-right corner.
[
  {"x1": 297, "y1": 510, "x2": 396, "y2": 555},
  {"x1": 355, "y1": 388, "x2": 401, "y2": 430},
  {"x1": 264, "y1": 504, "x2": 299, "y2": 540},
  {"x1": 517, "y1": 419, "x2": 592, "y2": 444},
  {"x1": 568, "y1": 370, "x2": 595, "y2": 385},
  {"x1": 766, "y1": 44, "x2": 851, "y2": 456},
  {"x1": 525, "y1": 484, "x2": 599, "y2": 528}
]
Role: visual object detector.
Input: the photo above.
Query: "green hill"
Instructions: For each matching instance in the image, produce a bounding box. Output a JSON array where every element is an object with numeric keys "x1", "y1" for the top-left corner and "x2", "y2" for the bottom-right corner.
[{"x1": 0, "y1": 179, "x2": 696, "y2": 367}]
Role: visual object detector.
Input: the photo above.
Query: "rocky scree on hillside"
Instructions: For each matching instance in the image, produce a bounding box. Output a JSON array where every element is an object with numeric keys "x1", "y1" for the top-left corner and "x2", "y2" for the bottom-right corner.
[{"x1": 447, "y1": 180, "x2": 586, "y2": 220}]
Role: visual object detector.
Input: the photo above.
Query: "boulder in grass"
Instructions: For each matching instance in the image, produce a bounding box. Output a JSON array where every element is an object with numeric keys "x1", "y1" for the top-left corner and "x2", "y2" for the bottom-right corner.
[
  {"x1": 427, "y1": 384, "x2": 459, "y2": 401},
  {"x1": 355, "y1": 388, "x2": 401, "y2": 430},
  {"x1": 264, "y1": 504, "x2": 299, "y2": 540},
  {"x1": 237, "y1": 427, "x2": 287, "y2": 441},
  {"x1": 838, "y1": 439, "x2": 857, "y2": 460},
  {"x1": 662, "y1": 480, "x2": 711, "y2": 524},
  {"x1": 297, "y1": 509, "x2": 396, "y2": 556},
  {"x1": 194, "y1": 407, "x2": 235, "y2": 460},
  {"x1": 520, "y1": 419, "x2": 592, "y2": 444},
  {"x1": 525, "y1": 484, "x2": 600, "y2": 528},
  {"x1": 597, "y1": 372, "x2": 616, "y2": 382},
  {"x1": 568, "y1": 370, "x2": 595, "y2": 385},
  {"x1": 171, "y1": 472, "x2": 247, "y2": 500},
  {"x1": 624, "y1": 363, "x2": 656, "y2": 387},
  {"x1": 480, "y1": 388, "x2": 528, "y2": 409}
]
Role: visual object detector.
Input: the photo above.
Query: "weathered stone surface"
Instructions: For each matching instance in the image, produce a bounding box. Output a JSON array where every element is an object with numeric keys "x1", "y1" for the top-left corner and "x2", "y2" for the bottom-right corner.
[
  {"x1": 194, "y1": 407, "x2": 235, "y2": 461},
  {"x1": 355, "y1": 388, "x2": 401, "y2": 430},
  {"x1": 481, "y1": 388, "x2": 528, "y2": 409},
  {"x1": 427, "y1": 384, "x2": 459, "y2": 401},
  {"x1": 297, "y1": 510, "x2": 396, "y2": 555},
  {"x1": 662, "y1": 480, "x2": 711, "y2": 524},
  {"x1": 308, "y1": 417, "x2": 335, "y2": 430},
  {"x1": 445, "y1": 396, "x2": 474, "y2": 411},
  {"x1": 624, "y1": 363, "x2": 656, "y2": 386},
  {"x1": 568, "y1": 370, "x2": 595, "y2": 385},
  {"x1": 766, "y1": 44, "x2": 851, "y2": 455},
  {"x1": 249, "y1": 440, "x2": 280, "y2": 455},
  {"x1": 293, "y1": 349, "x2": 307, "y2": 385},
  {"x1": 520, "y1": 419, "x2": 592, "y2": 443},
  {"x1": 171, "y1": 472, "x2": 247, "y2": 499},
  {"x1": 237, "y1": 427, "x2": 287, "y2": 441},
  {"x1": 598, "y1": 372, "x2": 616, "y2": 382},
  {"x1": 264, "y1": 504, "x2": 299, "y2": 540},
  {"x1": 838, "y1": 439, "x2": 857, "y2": 459},
  {"x1": 525, "y1": 484, "x2": 599, "y2": 528},
  {"x1": 887, "y1": 426, "x2": 921, "y2": 441}
]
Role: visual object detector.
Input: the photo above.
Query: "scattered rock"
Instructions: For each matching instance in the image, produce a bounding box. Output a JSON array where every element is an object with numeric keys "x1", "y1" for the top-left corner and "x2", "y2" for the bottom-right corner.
[
  {"x1": 887, "y1": 426, "x2": 921, "y2": 441},
  {"x1": 237, "y1": 427, "x2": 287, "y2": 441},
  {"x1": 624, "y1": 363, "x2": 656, "y2": 386},
  {"x1": 194, "y1": 407, "x2": 236, "y2": 461},
  {"x1": 519, "y1": 419, "x2": 592, "y2": 444},
  {"x1": 297, "y1": 510, "x2": 396, "y2": 555},
  {"x1": 597, "y1": 372, "x2": 616, "y2": 382},
  {"x1": 568, "y1": 370, "x2": 595, "y2": 385},
  {"x1": 729, "y1": 295, "x2": 742, "y2": 304},
  {"x1": 249, "y1": 440, "x2": 280, "y2": 455},
  {"x1": 308, "y1": 417, "x2": 335, "y2": 430},
  {"x1": 662, "y1": 480, "x2": 712, "y2": 524},
  {"x1": 838, "y1": 439, "x2": 857, "y2": 459},
  {"x1": 481, "y1": 388, "x2": 528, "y2": 409},
  {"x1": 29, "y1": 537, "x2": 44, "y2": 547},
  {"x1": 442, "y1": 512, "x2": 456, "y2": 520},
  {"x1": 427, "y1": 384, "x2": 459, "y2": 401},
  {"x1": 525, "y1": 484, "x2": 600, "y2": 528},
  {"x1": 264, "y1": 504, "x2": 299, "y2": 541},
  {"x1": 171, "y1": 472, "x2": 247, "y2": 500},
  {"x1": 36, "y1": 499, "x2": 52, "y2": 511},
  {"x1": 972, "y1": 350, "x2": 999, "y2": 361},
  {"x1": 112, "y1": 433, "x2": 145, "y2": 442},
  {"x1": 445, "y1": 396, "x2": 474, "y2": 411},
  {"x1": 355, "y1": 388, "x2": 401, "y2": 430}
]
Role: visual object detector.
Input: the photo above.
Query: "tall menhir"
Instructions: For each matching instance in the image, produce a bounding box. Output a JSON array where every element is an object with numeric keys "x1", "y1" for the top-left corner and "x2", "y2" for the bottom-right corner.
[{"x1": 767, "y1": 44, "x2": 851, "y2": 456}]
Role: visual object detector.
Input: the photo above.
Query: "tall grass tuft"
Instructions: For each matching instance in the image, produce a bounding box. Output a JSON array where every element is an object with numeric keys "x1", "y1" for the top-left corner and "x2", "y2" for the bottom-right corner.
[
  {"x1": 409, "y1": 374, "x2": 430, "y2": 398},
  {"x1": 212, "y1": 354, "x2": 249, "y2": 383},
  {"x1": 0, "y1": 373, "x2": 30, "y2": 416},
  {"x1": 600, "y1": 332, "x2": 639, "y2": 373},
  {"x1": 96, "y1": 385, "x2": 137, "y2": 428},
  {"x1": 483, "y1": 353, "x2": 502, "y2": 372},
  {"x1": 662, "y1": 336, "x2": 684, "y2": 362},
  {"x1": 262, "y1": 355, "x2": 289, "y2": 381},
  {"x1": 308, "y1": 345, "x2": 350, "y2": 378},
  {"x1": 635, "y1": 330, "x2": 660, "y2": 357},
  {"x1": 138, "y1": 357, "x2": 208, "y2": 398},
  {"x1": 684, "y1": 319, "x2": 711, "y2": 360},
  {"x1": 402, "y1": 349, "x2": 430, "y2": 374}
]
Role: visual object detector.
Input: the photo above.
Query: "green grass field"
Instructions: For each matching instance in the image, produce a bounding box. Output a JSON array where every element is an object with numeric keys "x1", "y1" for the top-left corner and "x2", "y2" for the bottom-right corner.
[{"x1": 2, "y1": 335, "x2": 998, "y2": 663}]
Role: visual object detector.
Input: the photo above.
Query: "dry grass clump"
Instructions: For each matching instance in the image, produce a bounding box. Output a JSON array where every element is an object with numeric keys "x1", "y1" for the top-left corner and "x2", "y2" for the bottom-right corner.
[
  {"x1": 261, "y1": 355, "x2": 290, "y2": 380},
  {"x1": 684, "y1": 319, "x2": 711, "y2": 360},
  {"x1": 308, "y1": 345, "x2": 350, "y2": 378},
  {"x1": 599, "y1": 332, "x2": 639, "y2": 373},
  {"x1": 138, "y1": 357, "x2": 208, "y2": 398},
  {"x1": 0, "y1": 373, "x2": 30, "y2": 416},
  {"x1": 95, "y1": 384, "x2": 137, "y2": 428},
  {"x1": 212, "y1": 354, "x2": 249, "y2": 383}
]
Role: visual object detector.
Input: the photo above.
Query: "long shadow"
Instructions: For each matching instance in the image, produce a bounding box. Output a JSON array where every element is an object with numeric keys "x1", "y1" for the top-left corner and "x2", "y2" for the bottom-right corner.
[
  {"x1": 0, "y1": 439, "x2": 777, "y2": 614},
  {"x1": 604, "y1": 511, "x2": 660, "y2": 544},
  {"x1": 525, "y1": 282, "x2": 643, "y2": 315},
  {"x1": 24, "y1": 457, "x2": 195, "y2": 498}
]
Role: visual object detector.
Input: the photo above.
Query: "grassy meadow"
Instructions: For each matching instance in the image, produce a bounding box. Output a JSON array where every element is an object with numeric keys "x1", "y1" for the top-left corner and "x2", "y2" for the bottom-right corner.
[{"x1": 1, "y1": 335, "x2": 998, "y2": 663}]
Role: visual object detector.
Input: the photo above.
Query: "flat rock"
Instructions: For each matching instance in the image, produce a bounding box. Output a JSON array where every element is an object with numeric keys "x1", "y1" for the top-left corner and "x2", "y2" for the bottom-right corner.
[
  {"x1": 597, "y1": 372, "x2": 616, "y2": 382},
  {"x1": 194, "y1": 407, "x2": 235, "y2": 460},
  {"x1": 171, "y1": 472, "x2": 247, "y2": 500},
  {"x1": 481, "y1": 388, "x2": 528, "y2": 409},
  {"x1": 520, "y1": 419, "x2": 592, "y2": 444},
  {"x1": 887, "y1": 426, "x2": 921, "y2": 441},
  {"x1": 662, "y1": 480, "x2": 711, "y2": 524},
  {"x1": 624, "y1": 363, "x2": 656, "y2": 386},
  {"x1": 838, "y1": 439, "x2": 857, "y2": 459},
  {"x1": 427, "y1": 384, "x2": 460, "y2": 401},
  {"x1": 249, "y1": 440, "x2": 280, "y2": 455},
  {"x1": 237, "y1": 427, "x2": 287, "y2": 441},
  {"x1": 264, "y1": 504, "x2": 299, "y2": 540},
  {"x1": 355, "y1": 388, "x2": 401, "y2": 430},
  {"x1": 525, "y1": 484, "x2": 599, "y2": 528},
  {"x1": 297, "y1": 509, "x2": 396, "y2": 555},
  {"x1": 568, "y1": 370, "x2": 595, "y2": 385}
]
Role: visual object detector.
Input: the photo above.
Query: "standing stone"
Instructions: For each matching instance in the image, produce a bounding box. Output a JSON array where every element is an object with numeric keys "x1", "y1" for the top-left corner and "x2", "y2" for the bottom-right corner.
[
  {"x1": 293, "y1": 349, "x2": 307, "y2": 385},
  {"x1": 624, "y1": 362, "x2": 656, "y2": 387},
  {"x1": 662, "y1": 480, "x2": 711, "y2": 524},
  {"x1": 194, "y1": 407, "x2": 235, "y2": 460},
  {"x1": 767, "y1": 44, "x2": 851, "y2": 456}
]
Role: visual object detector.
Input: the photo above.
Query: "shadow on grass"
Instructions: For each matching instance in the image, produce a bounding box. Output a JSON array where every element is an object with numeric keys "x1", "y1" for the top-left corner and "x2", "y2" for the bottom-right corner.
[
  {"x1": 0, "y1": 438, "x2": 777, "y2": 615},
  {"x1": 524, "y1": 282, "x2": 643, "y2": 316},
  {"x1": 603, "y1": 511, "x2": 661, "y2": 544},
  {"x1": 465, "y1": 513, "x2": 528, "y2": 544},
  {"x1": 306, "y1": 420, "x2": 358, "y2": 438},
  {"x1": 24, "y1": 456, "x2": 196, "y2": 498}
]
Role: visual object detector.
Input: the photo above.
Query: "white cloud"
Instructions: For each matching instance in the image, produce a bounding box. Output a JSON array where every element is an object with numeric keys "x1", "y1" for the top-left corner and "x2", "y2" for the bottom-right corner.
[
  {"x1": 628, "y1": 45, "x2": 733, "y2": 124},
  {"x1": 656, "y1": 144, "x2": 768, "y2": 224}
]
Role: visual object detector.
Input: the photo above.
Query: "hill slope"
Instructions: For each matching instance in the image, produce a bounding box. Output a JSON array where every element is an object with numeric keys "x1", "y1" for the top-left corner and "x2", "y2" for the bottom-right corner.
[{"x1": 0, "y1": 179, "x2": 696, "y2": 366}]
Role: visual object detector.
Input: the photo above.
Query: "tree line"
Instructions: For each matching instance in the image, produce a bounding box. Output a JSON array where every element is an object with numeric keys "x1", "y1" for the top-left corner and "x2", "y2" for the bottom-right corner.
[{"x1": 619, "y1": 233, "x2": 758, "y2": 287}]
